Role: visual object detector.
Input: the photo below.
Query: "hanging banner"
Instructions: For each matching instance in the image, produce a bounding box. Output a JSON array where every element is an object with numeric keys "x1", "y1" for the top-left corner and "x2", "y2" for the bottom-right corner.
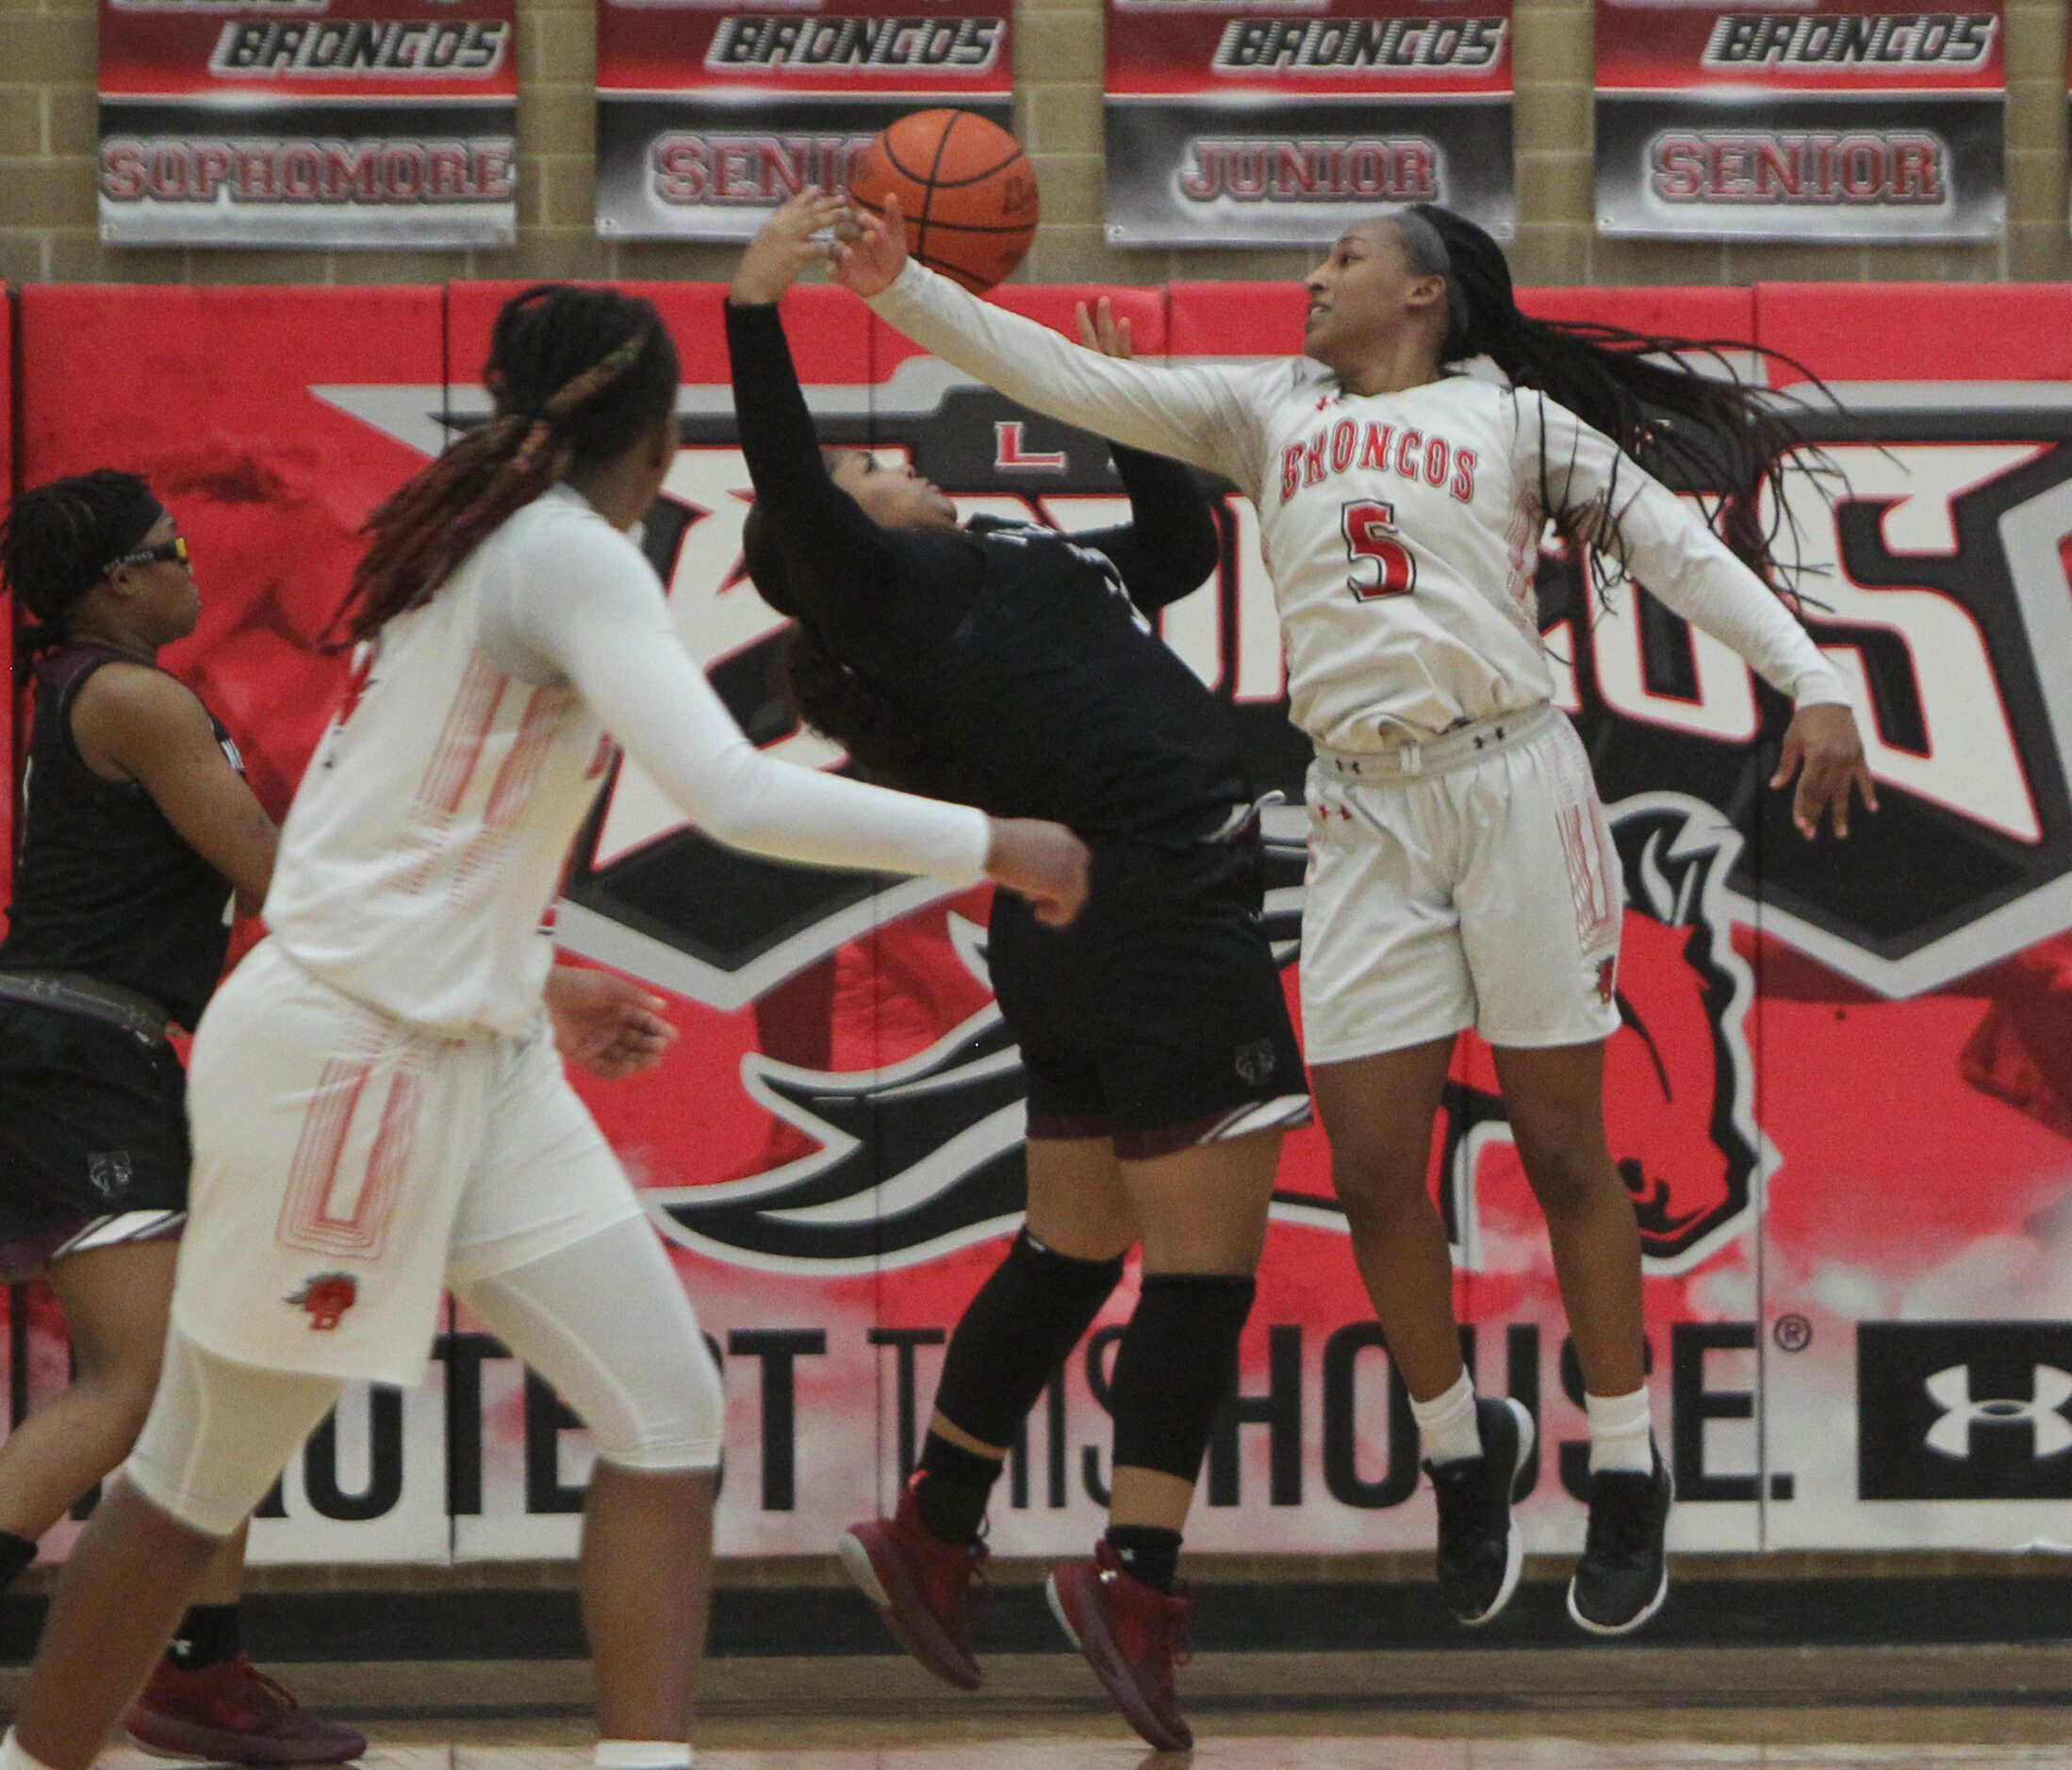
[
  {"x1": 1102, "y1": 0, "x2": 1515, "y2": 249},
  {"x1": 595, "y1": 0, "x2": 1013, "y2": 241},
  {"x1": 96, "y1": 0, "x2": 518, "y2": 248},
  {"x1": 1594, "y1": 0, "x2": 2006, "y2": 240}
]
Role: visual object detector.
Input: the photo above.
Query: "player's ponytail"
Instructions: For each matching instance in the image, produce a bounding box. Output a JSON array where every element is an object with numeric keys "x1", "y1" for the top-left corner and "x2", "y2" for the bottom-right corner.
[
  {"x1": 1404, "y1": 203, "x2": 1819, "y2": 595},
  {"x1": 0, "y1": 469, "x2": 164, "y2": 663},
  {"x1": 337, "y1": 285, "x2": 681, "y2": 644}
]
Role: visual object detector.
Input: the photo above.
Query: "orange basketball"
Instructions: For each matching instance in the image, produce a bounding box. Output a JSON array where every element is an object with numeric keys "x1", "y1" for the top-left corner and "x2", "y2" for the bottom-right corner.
[{"x1": 847, "y1": 109, "x2": 1039, "y2": 294}]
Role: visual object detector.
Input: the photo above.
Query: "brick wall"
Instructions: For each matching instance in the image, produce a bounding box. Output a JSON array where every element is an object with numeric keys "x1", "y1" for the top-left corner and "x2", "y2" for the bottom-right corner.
[{"x1": 1, "y1": 0, "x2": 2068, "y2": 287}]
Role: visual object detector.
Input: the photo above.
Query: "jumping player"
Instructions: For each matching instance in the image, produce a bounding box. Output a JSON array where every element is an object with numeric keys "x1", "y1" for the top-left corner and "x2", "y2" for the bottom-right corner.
[
  {"x1": 0, "y1": 472, "x2": 361, "y2": 1762},
  {"x1": 835, "y1": 201, "x2": 1873, "y2": 1636},
  {"x1": 728, "y1": 192, "x2": 1309, "y2": 1752},
  {"x1": 0, "y1": 284, "x2": 1086, "y2": 1770}
]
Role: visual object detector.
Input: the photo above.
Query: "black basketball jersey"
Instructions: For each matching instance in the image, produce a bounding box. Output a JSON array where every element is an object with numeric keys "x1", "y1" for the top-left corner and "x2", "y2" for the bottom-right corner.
[
  {"x1": 880, "y1": 515, "x2": 1248, "y2": 844},
  {"x1": 727, "y1": 300, "x2": 1249, "y2": 848},
  {"x1": 0, "y1": 645, "x2": 239, "y2": 1030}
]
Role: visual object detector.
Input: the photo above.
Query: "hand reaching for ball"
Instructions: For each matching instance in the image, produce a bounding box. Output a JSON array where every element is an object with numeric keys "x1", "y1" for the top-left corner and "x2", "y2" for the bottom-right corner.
[
  {"x1": 730, "y1": 187, "x2": 848, "y2": 305},
  {"x1": 1077, "y1": 296, "x2": 1133, "y2": 360},
  {"x1": 830, "y1": 189, "x2": 912, "y2": 299}
]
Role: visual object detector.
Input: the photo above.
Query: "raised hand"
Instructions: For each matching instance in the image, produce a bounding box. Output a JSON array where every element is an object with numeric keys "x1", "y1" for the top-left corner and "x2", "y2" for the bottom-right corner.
[
  {"x1": 545, "y1": 963, "x2": 679, "y2": 1080},
  {"x1": 730, "y1": 186, "x2": 849, "y2": 305},
  {"x1": 830, "y1": 189, "x2": 912, "y2": 299},
  {"x1": 1771, "y1": 701, "x2": 1878, "y2": 839},
  {"x1": 1076, "y1": 296, "x2": 1133, "y2": 360}
]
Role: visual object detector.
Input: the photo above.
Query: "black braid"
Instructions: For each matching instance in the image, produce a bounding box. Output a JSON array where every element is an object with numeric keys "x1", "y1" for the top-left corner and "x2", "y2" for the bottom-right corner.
[
  {"x1": 0, "y1": 469, "x2": 163, "y2": 658},
  {"x1": 1405, "y1": 204, "x2": 1833, "y2": 598},
  {"x1": 338, "y1": 284, "x2": 681, "y2": 644}
]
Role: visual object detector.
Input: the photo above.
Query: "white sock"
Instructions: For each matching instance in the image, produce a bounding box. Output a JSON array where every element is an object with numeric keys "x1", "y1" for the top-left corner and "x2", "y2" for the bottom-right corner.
[
  {"x1": 0, "y1": 1730, "x2": 59, "y2": 1770},
  {"x1": 1410, "y1": 1368, "x2": 1483, "y2": 1467},
  {"x1": 595, "y1": 1742, "x2": 691, "y2": 1770},
  {"x1": 1586, "y1": 1386, "x2": 1653, "y2": 1475}
]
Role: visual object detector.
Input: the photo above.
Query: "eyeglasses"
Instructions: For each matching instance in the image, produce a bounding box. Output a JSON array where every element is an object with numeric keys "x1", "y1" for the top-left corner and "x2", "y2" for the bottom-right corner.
[{"x1": 105, "y1": 534, "x2": 190, "y2": 574}]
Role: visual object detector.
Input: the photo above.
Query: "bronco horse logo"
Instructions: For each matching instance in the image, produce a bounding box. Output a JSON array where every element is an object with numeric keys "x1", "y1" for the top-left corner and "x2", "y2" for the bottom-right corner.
[{"x1": 651, "y1": 795, "x2": 1764, "y2": 1278}]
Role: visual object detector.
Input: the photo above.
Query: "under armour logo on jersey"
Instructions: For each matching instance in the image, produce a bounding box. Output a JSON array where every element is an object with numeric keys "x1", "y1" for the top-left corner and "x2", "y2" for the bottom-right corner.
[{"x1": 1923, "y1": 1364, "x2": 2072, "y2": 1459}]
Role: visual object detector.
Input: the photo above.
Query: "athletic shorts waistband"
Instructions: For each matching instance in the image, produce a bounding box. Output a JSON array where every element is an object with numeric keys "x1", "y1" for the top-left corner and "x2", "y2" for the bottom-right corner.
[
  {"x1": 1314, "y1": 702, "x2": 1555, "y2": 783},
  {"x1": 0, "y1": 971, "x2": 171, "y2": 1044}
]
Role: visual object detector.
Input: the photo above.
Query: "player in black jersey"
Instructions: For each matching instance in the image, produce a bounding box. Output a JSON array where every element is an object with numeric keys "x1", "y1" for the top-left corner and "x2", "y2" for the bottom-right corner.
[
  {"x1": 0, "y1": 471, "x2": 361, "y2": 1763},
  {"x1": 728, "y1": 191, "x2": 1311, "y2": 1754}
]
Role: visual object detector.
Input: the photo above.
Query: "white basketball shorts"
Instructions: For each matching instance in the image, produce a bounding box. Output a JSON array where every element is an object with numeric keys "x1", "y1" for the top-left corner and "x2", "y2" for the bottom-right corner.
[
  {"x1": 176, "y1": 939, "x2": 645, "y2": 1387},
  {"x1": 1299, "y1": 705, "x2": 1624, "y2": 1064}
]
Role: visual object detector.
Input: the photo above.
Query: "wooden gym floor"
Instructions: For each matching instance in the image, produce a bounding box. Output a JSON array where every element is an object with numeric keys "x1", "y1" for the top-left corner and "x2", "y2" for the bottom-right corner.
[{"x1": 51, "y1": 1643, "x2": 2072, "y2": 1767}]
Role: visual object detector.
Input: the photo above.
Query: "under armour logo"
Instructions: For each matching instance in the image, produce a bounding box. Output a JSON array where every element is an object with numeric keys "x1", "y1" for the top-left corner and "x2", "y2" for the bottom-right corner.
[{"x1": 1922, "y1": 1363, "x2": 2072, "y2": 1460}]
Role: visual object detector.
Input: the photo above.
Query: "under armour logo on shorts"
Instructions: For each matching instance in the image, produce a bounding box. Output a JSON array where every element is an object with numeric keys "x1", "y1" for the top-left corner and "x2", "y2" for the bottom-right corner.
[
  {"x1": 1235, "y1": 1040, "x2": 1277, "y2": 1086},
  {"x1": 86, "y1": 1152, "x2": 132, "y2": 1200}
]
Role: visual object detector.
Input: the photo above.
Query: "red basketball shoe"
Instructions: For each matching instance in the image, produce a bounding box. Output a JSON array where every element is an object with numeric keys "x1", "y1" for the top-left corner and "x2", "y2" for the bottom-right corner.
[
  {"x1": 1046, "y1": 1538, "x2": 1195, "y2": 1753},
  {"x1": 838, "y1": 1475, "x2": 988, "y2": 1691},
  {"x1": 124, "y1": 1651, "x2": 367, "y2": 1764}
]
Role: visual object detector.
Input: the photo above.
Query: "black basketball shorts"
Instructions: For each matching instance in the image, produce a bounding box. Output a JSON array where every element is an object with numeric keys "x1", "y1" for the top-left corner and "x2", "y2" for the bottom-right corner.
[
  {"x1": 0, "y1": 1001, "x2": 190, "y2": 1278},
  {"x1": 987, "y1": 838, "x2": 1311, "y2": 1160}
]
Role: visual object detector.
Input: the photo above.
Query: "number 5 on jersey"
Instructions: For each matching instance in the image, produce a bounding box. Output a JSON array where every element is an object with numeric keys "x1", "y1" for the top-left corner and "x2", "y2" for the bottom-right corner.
[{"x1": 1341, "y1": 500, "x2": 1416, "y2": 600}]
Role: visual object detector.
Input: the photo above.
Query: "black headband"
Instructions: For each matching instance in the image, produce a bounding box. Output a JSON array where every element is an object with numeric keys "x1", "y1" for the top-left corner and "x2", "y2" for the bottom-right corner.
[{"x1": 1394, "y1": 209, "x2": 1472, "y2": 359}]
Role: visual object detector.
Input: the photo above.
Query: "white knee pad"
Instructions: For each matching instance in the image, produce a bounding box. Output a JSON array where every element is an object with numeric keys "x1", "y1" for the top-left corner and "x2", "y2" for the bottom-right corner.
[
  {"x1": 595, "y1": 1329, "x2": 724, "y2": 1476},
  {"x1": 126, "y1": 1328, "x2": 345, "y2": 1538},
  {"x1": 454, "y1": 1215, "x2": 724, "y2": 1475}
]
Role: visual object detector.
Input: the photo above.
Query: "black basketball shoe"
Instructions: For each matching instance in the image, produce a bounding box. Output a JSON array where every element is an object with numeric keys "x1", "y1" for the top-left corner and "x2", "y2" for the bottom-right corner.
[
  {"x1": 1426, "y1": 1395, "x2": 1536, "y2": 1627},
  {"x1": 1568, "y1": 1448, "x2": 1674, "y2": 1636}
]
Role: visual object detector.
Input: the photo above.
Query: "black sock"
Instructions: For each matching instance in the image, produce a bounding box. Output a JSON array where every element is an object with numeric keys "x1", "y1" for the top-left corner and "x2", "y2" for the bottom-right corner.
[
  {"x1": 0, "y1": 1531, "x2": 37, "y2": 1593},
  {"x1": 1105, "y1": 1525, "x2": 1183, "y2": 1594},
  {"x1": 169, "y1": 1603, "x2": 240, "y2": 1671},
  {"x1": 913, "y1": 1436, "x2": 1003, "y2": 1547},
  {"x1": 1110, "y1": 1272, "x2": 1257, "y2": 1483}
]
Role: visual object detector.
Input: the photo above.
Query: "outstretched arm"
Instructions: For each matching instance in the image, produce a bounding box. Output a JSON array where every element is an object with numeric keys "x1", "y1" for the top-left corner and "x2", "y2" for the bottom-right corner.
[
  {"x1": 1527, "y1": 395, "x2": 1877, "y2": 839},
  {"x1": 727, "y1": 189, "x2": 917, "y2": 637},
  {"x1": 502, "y1": 522, "x2": 1088, "y2": 923},
  {"x1": 835, "y1": 194, "x2": 1267, "y2": 497}
]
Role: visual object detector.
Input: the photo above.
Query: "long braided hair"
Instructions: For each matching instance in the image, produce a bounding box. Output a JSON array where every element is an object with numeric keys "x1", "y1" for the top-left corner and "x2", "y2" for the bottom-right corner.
[
  {"x1": 0, "y1": 469, "x2": 164, "y2": 661},
  {"x1": 337, "y1": 285, "x2": 680, "y2": 643},
  {"x1": 1403, "y1": 204, "x2": 1822, "y2": 596}
]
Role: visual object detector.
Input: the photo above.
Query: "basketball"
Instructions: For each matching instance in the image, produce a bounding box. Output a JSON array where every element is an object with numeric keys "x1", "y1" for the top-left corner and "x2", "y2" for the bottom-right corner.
[{"x1": 847, "y1": 108, "x2": 1039, "y2": 294}]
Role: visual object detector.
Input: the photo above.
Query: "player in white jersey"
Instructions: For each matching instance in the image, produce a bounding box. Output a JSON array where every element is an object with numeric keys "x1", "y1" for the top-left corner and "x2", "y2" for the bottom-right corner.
[
  {"x1": 0, "y1": 284, "x2": 1087, "y2": 1770},
  {"x1": 835, "y1": 201, "x2": 1873, "y2": 1637}
]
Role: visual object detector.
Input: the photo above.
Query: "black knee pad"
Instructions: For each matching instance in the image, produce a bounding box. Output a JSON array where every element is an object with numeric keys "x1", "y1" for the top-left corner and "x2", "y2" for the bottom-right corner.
[
  {"x1": 1110, "y1": 1273, "x2": 1257, "y2": 1482},
  {"x1": 933, "y1": 1229, "x2": 1126, "y2": 1448}
]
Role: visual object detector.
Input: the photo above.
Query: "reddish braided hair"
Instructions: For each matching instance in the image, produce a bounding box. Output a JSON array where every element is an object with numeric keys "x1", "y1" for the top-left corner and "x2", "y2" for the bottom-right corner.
[{"x1": 337, "y1": 284, "x2": 680, "y2": 644}]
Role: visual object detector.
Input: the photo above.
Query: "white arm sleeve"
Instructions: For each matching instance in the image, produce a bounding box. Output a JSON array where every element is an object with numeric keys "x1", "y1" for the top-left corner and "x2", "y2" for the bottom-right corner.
[
  {"x1": 869, "y1": 260, "x2": 1271, "y2": 499},
  {"x1": 1521, "y1": 395, "x2": 1851, "y2": 709},
  {"x1": 488, "y1": 515, "x2": 991, "y2": 882}
]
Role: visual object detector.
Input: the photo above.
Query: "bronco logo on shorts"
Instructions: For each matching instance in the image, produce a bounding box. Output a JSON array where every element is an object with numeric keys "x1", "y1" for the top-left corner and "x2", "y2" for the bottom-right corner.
[{"x1": 288, "y1": 1272, "x2": 359, "y2": 1331}]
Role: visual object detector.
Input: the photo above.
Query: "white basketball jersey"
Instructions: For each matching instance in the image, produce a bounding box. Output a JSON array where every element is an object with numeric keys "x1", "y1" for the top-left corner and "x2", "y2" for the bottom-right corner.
[
  {"x1": 265, "y1": 495, "x2": 615, "y2": 1037},
  {"x1": 870, "y1": 264, "x2": 1847, "y2": 751},
  {"x1": 1244, "y1": 360, "x2": 1558, "y2": 746}
]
